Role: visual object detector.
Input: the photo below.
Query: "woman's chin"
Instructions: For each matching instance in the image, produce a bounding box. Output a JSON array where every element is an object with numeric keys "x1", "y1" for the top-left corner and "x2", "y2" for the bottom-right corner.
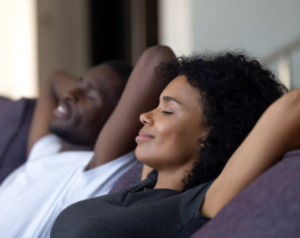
[
  {"x1": 135, "y1": 147, "x2": 145, "y2": 162},
  {"x1": 135, "y1": 147, "x2": 153, "y2": 166}
]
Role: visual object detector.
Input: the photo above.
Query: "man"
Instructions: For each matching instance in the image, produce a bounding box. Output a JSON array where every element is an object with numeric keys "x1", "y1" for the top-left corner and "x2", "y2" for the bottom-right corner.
[{"x1": 0, "y1": 61, "x2": 139, "y2": 237}]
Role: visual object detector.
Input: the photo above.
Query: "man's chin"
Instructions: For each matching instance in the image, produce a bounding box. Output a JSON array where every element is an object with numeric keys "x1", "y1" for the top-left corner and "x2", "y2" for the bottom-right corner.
[
  {"x1": 49, "y1": 124, "x2": 95, "y2": 147},
  {"x1": 49, "y1": 123, "x2": 74, "y2": 143}
]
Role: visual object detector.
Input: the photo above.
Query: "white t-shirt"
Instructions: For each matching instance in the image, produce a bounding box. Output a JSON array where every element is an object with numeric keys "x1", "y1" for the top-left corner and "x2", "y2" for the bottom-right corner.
[{"x1": 0, "y1": 134, "x2": 138, "y2": 238}]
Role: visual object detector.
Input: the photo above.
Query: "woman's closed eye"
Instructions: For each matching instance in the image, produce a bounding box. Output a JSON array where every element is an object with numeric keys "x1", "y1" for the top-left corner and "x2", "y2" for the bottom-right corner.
[{"x1": 162, "y1": 111, "x2": 173, "y2": 115}]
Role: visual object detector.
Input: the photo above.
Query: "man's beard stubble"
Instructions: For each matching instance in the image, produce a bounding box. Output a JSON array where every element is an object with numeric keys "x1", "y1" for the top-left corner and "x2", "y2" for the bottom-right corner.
[{"x1": 48, "y1": 123, "x2": 96, "y2": 148}]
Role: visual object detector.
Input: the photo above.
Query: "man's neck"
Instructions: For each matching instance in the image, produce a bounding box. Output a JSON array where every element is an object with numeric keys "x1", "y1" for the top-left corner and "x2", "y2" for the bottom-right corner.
[{"x1": 60, "y1": 141, "x2": 93, "y2": 152}]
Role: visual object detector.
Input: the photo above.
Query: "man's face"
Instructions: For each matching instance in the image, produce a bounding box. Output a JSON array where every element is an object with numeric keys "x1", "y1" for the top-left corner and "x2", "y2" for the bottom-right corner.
[{"x1": 49, "y1": 64, "x2": 123, "y2": 147}]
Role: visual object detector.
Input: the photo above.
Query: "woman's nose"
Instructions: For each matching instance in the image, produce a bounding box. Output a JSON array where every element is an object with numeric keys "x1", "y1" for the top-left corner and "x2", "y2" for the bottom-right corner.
[{"x1": 140, "y1": 111, "x2": 153, "y2": 125}]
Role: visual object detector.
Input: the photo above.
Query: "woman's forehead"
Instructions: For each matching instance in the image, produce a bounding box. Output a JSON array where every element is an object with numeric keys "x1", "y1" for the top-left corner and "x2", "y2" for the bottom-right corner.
[
  {"x1": 161, "y1": 75, "x2": 200, "y2": 107},
  {"x1": 163, "y1": 76, "x2": 200, "y2": 101}
]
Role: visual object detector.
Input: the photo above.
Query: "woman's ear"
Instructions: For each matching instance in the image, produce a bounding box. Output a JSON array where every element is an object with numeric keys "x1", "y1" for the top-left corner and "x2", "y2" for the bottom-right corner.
[
  {"x1": 197, "y1": 138, "x2": 205, "y2": 150},
  {"x1": 198, "y1": 128, "x2": 210, "y2": 150}
]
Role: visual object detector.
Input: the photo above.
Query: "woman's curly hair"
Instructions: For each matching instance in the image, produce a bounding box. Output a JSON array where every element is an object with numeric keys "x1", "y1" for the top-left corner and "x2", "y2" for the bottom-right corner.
[{"x1": 156, "y1": 52, "x2": 288, "y2": 191}]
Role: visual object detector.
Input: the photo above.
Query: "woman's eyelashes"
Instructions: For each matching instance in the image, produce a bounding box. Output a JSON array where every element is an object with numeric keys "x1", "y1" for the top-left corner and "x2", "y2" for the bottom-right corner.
[{"x1": 162, "y1": 110, "x2": 173, "y2": 115}]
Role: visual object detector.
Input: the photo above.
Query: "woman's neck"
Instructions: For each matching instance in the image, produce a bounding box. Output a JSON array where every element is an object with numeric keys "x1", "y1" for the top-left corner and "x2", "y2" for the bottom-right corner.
[{"x1": 154, "y1": 168, "x2": 191, "y2": 192}]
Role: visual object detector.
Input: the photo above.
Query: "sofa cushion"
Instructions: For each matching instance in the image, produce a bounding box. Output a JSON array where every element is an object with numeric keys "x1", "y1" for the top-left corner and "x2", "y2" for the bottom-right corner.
[
  {"x1": 0, "y1": 98, "x2": 36, "y2": 184},
  {"x1": 191, "y1": 149, "x2": 300, "y2": 238},
  {"x1": 109, "y1": 161, "x2": 143, "y2": 193},
  {"x1": 0, "y1": 96, "x2": 13, "y2": 113}
]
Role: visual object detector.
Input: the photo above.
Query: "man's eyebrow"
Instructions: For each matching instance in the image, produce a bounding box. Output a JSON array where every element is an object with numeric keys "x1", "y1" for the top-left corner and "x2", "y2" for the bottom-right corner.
[
  {"x1": 81, "y1": 77, "x2": 100, "y2": 92},
  {"x1": 87, "y1": 82, "x2": 98, "y2": 91},
  {"x1": 80, "y1": 76, "x2": 107, "y2": 96},
  {"x1": 89, "y1": 82, "x2": 108, "y2": 97},
  {"x1": 162, "y1": 96, "x2": 182, "y2": 105}
]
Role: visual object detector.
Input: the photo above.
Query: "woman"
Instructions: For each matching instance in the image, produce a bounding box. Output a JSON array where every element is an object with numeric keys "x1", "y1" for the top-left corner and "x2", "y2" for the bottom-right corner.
[{"x1": 51, "y1": 46, "x2": 298, "y2": 238}]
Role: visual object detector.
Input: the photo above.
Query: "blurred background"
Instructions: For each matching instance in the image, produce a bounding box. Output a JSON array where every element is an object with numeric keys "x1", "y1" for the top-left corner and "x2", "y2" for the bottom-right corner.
[{"x1": 0, "y1": 0, "x2": 300, "y2": 99}]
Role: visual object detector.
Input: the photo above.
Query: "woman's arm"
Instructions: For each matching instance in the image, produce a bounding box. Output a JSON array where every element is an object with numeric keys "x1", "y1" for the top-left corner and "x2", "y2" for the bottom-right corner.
[
  {"x1": 88, "y1": 46, "x2": 176, "y2": 169},
  {"x1": 202, "y1": 88, "x2": 300, "y2": 218},
  {"x1": 27, "y1": 71, "x2": 78, "y2": 155}
]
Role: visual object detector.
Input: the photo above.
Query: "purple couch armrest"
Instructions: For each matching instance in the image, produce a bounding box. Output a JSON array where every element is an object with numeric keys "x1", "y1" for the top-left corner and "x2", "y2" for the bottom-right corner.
[
  {"x1": 109, "y1": 161, "x2": 143, "y2": 193},
  {"x1": 191, "y1": 149, "x2": 300, "y2": 238},
  {"x1": 0, "y1": 98, "x2": 36, "y2": 184},
  {"x1": 0, "y1": 96, "x2": 13, "y2": 113}
]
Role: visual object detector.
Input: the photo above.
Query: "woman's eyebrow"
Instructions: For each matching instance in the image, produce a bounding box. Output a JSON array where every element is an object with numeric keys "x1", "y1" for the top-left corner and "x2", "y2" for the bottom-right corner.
[{"x1": 162, "y1": 96, "x2": 182, "y2": 105}]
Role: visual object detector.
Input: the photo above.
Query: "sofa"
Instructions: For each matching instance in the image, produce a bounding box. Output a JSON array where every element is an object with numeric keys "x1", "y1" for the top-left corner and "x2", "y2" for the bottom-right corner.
[
  {"x1": 0, "y1": 96, "x2": 36, "y2": 183},
  {"x1": 0, "y1": 97, "x2": 299, "y2": 237},
  {"x1": 191, "y1": 149, "x2": 300, "y2": 238}
]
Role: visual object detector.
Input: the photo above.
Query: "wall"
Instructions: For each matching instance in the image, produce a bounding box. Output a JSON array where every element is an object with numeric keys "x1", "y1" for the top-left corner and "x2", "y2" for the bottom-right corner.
[
  {"x1": 0, "y1": 0, "x2": 89, "y2": 99},
  {"x1": 159, "y1": 0, "x2": 300, "y2": 88},
  {"x1": 37, "y1": 0, "x2": 89, "y2": 83},
  {"x1": 0, "y1": 0, "x2": 38, "y2": 99},
  {"x1": 159, "y1": 0, "x2": 194, "y2": 56}
]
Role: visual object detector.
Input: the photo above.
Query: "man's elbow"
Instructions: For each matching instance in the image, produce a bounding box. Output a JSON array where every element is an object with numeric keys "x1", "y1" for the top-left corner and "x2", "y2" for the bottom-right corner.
[{"x1": 141, "y1": 45, "x2": 175, "y2": 65}]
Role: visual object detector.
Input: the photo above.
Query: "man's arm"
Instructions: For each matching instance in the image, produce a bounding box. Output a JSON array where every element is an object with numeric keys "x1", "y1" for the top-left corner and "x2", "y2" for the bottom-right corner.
[
  {"x1": 27, "y1": 71, "x2": 78, "y2": 155},
  {"x1": 202, "y1": 88, "x2": 300, "y2": 218},
  {"x1": 89, "y1": 46, "x2": 176, "y2": 169}
]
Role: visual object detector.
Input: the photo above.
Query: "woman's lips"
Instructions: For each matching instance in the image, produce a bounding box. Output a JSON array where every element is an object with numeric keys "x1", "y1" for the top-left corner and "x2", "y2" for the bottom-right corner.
[{"x1": 135, "y1": 130, "x2": 155, "y2": 143}]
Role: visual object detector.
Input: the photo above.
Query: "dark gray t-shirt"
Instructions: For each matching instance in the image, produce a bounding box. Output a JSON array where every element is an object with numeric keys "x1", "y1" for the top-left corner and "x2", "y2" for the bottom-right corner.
[{"x1": 51, "y1": 170, "x2": 213, "y2": 238}]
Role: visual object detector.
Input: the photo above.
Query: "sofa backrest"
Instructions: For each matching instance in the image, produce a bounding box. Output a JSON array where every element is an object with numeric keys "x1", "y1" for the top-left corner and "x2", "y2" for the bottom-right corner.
[
  {"x1": 0, "y1": 96, "x2": 13, "y2": 112},
  {"x1": 109, "y1": 161, "x2": 143, "y2": 193},
  {"x1": 191, "y1": 149, "x2": 300, "y2": 238},
  {"x1": 0, "y1": 98, "x2": 36, "y2": 184}
]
